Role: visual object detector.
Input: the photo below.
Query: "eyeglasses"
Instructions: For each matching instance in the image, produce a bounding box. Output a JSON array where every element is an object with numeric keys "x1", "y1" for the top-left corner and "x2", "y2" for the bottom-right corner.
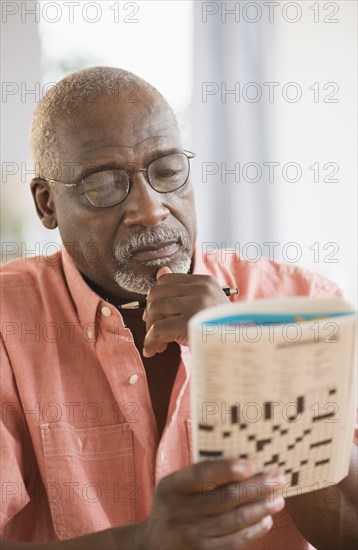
[{"x1": 44, "y1": 150, "x2": 196, "y2": 208}]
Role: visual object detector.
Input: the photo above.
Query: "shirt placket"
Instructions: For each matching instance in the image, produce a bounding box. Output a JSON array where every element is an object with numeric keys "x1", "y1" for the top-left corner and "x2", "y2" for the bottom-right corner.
[
  {"x1": 154, "y1": 346, "x2": 192, "y2": 484},
  {"x1": 95, "y1": 306, "x2": 159, "y2": 518}
]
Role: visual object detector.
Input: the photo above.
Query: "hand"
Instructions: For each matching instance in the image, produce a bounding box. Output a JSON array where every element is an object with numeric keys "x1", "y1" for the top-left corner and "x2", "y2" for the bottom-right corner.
[
  {"x1": 141, "y1": 459, "x2": 286, "y2": 550},
  {"x1": 142, "y1": 267, "x2": 230, "y2": 357}
]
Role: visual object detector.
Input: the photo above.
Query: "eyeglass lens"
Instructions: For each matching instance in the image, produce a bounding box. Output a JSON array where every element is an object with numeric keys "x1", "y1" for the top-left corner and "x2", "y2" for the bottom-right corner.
[{"x1": 83, "y1": 153, "x2": 190, "y2": 207}]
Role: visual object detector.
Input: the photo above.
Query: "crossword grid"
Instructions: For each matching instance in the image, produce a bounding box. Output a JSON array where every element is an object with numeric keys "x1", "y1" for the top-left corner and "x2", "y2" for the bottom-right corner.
[{"x1": 197, "y1": 387, "x2": 338, "y2": 487}]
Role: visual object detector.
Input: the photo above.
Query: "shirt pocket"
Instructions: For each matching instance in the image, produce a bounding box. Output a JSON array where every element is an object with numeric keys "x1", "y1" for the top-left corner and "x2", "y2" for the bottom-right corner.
[{"x1": 40, "y1": 422, "x2": 137, "y2": 540}]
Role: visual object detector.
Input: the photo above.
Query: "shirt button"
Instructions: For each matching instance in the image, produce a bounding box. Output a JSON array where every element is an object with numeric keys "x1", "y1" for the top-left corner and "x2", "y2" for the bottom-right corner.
[
  {"x1": 87, "y1": 328, "x2": 94, "y2": 340},
  {"x1": 101, "y1": 306, "x2": 112, "y2": 317},
  {"x1": 129, "y1": 374, "x2": 139, "y2": 385}
]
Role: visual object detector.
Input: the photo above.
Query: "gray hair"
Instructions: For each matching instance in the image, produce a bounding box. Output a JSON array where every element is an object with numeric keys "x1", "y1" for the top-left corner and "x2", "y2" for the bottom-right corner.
[{"x1": 30, "y1": 66, "x2": 178, "y2": 180}]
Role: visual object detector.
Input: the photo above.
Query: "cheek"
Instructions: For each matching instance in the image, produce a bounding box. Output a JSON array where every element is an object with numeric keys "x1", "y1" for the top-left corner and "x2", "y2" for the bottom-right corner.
[
  {"x1": 175, "y1": 187, "x2": 197, "y2": 233},
  {"x1": 54, "y1": 197, "x2": 118, "y2": 271}
]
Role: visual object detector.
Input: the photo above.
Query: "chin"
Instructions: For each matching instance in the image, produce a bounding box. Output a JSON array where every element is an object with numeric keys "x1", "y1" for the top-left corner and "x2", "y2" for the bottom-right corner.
[
  {"x1": 113, "y1": 251, "x2": 192, "y2": 295},
  {"x1": 113, "y1": 270, "x2": 154, "y2": 295}
]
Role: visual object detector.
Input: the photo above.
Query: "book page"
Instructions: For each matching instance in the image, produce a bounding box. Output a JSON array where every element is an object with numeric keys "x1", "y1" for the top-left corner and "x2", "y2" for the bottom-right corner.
[{"x1": 189, "y1": 300, "x2": 356, "y2": 497}]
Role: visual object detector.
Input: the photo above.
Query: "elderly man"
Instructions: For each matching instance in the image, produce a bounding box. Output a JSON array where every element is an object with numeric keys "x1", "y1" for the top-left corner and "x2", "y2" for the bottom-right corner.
[{"x1": 1, "y1": 67, "x2": 357, "y2": 550}]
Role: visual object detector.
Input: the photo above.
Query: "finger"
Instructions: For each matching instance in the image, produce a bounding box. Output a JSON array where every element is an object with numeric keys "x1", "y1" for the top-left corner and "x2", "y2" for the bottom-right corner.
[
  {"x1": 143, "y1": 298, "x2": 184, "y2": 339},
  {"x1": 156, "y1": 266, "x2": 173, "y2": 278},
  {"x1": 143, "y1": 315, "x2": 189, "y2": 357},
  {"x1": 177, "y1": 472, "x2": 285, "y2": 517},
  {"x1": 156, "y1": 274, "x2": 213, "y2": 285},
  {"x1": 147, "y1": 282, "x2": 192, "y2": 300},
  {"x1": 152, "y1": 273, "x2": 215, "y2": 287},
  {"x1": 206, "y1": 515, "x2": 274, "y2": 550},
  {"x1": 143, "y1": 285, "x2": 190, "y2": 327},
  {"x1": 142, "y1": 282, "x2": 191, "y2": 324},
  {"x1": 158, "y1": 459, "x2": 257, "y2": 496},
  {"x1": 146, "y1": 296, "x2": 190, "y2": 323},
  {"x1": 142, "y1": 267, "x2": 171, "y2": 323},
  {"x1": 145, "y1": 342, "x2": 167, "y2": 356},
  {"x1": 200, "y1": 494, "x2": 285, "y2": 537},
  {"x1": 148, "y1": 276, "x2": 228, "y2": 311}
]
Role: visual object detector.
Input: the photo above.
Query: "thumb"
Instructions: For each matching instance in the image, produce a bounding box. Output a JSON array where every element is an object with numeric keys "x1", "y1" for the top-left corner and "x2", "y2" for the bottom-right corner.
[{"x1": 156, "y1": 266, "x2": 172, "y2": 280}]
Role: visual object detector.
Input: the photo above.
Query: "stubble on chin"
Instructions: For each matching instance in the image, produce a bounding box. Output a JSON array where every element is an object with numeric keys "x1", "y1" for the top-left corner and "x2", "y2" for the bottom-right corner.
[
  {"x1": 112, "y1": 227, "x2": 192, "y2": 295},
  {"x1": 113, "y1": 252, "x2": 192, "y2": 295},
  {"x1": 113, "y1": 268, "x2": 155, "y2": 295}
]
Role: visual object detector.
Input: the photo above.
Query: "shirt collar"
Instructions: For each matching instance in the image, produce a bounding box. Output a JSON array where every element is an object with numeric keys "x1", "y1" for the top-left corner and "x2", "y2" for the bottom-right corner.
[
  {"x1": 61, "y1": 243, "x2": 102, "y2": 328},
  {"x1": 60, "y1": 241, "x2": 204, "y2": 327},
  {"x1": 192, "y1": 242, "x2": 206, "y2": 275}
]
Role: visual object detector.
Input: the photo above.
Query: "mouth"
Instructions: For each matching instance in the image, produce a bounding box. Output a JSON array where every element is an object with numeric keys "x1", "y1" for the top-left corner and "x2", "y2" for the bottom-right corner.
[{"x1": 128, "y1": 241, "x2": 180, "y2": 262}]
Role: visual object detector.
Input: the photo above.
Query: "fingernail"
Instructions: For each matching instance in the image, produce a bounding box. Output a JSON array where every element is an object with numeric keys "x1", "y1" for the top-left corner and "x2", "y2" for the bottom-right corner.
[
  {"x1": 231, "y1": 460, "x2": 256, "y2": 476},
  {"x1": 266, "y1": 474, "x2": 286, "y2": 485},
  {"x1": 267, "y1": 495, "x2": 285, "y2": 512},
  {"x1": 263, "y1": 515, "x2": 273, "y2": 529},
  {"x1": 156, "y1": 266, "x2": 172, "y2": 279},
  {"x1": 142, "y1": 348, "x2": 148, "y2": 357}
]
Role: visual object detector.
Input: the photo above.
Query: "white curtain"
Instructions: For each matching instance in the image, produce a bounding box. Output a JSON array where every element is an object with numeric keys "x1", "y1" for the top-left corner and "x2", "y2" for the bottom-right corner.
[
  {"x1": 191, "y1": 1, "x2": 357, "y2": 302},
  {"x1": 192, "y1": 2, "x2": 279, "y2": 248}
]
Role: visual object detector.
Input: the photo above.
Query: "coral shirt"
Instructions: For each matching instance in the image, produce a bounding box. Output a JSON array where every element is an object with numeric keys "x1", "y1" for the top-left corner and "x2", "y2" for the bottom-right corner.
[{"x1": 0, "y1": 244, "x2": 350, "y2": 547}]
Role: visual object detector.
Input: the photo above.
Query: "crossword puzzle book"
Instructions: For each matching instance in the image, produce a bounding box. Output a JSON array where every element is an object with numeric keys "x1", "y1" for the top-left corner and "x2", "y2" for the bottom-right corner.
[{"x1": 189, "y1": 297, "x2": 357, "y2": 496}]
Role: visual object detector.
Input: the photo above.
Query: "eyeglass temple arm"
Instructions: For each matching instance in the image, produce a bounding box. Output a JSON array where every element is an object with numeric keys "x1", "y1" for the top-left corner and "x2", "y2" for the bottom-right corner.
[
  {"x1": 183, "y1": 150, "x2": 196, "y2": 159},
  {"x1": 45, "y1": 178, "x2": 77, "y2": 187}
]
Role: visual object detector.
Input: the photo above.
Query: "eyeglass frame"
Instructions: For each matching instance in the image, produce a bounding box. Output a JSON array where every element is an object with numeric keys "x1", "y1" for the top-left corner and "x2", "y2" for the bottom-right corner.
[{"x1": 43, "y1": 149, "x2": 196, "y2": 208}]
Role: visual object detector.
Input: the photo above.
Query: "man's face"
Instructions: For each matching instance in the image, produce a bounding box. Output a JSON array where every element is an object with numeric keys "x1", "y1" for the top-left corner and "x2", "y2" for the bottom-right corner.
[{"x1": 47, "y1": 91, "x2": 197, "y2": 300}]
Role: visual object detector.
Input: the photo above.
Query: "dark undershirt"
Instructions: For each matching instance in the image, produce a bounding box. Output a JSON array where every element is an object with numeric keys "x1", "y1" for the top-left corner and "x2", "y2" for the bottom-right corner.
[
  {"x1": 119, "y1": 308, "x2": 181, "y2": 438},
  {"x1": 81, "y1": 274, "x2": 183, "y2": 438}
]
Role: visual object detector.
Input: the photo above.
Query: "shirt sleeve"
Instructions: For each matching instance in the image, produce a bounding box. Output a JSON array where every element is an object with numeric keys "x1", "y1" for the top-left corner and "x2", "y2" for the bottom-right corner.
[{"x1": 0, "y1": 335, "x2": 30, "y2": 536}]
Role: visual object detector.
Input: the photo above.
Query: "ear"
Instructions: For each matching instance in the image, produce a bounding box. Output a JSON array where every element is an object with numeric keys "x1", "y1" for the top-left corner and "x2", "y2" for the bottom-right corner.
[{"x1": 30, "y1": 178, "x2": 58, "y2": 229}]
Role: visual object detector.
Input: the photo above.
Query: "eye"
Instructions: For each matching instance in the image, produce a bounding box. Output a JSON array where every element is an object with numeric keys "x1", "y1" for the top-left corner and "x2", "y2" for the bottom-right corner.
[
  {"x1": 85, "y1": 170, "x2": 126, "y2": 189},
  {"x1": 156, "y1": 169, "x2": 181, "y2": 178},
  {"x1": 82, "y1": 169, "x2": 129, "y2": 207},
  {"x1": 152, "y1": 154, "x2": 187, "y2": 176}
]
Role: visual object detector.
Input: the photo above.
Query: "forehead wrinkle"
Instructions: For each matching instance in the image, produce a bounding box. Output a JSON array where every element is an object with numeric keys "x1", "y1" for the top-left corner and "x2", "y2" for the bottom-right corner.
[
  {"x1": 62, "y1": 99, "x2": 178, "y2": 153},
  {"x1": 29, "y1": 66, "x2": 181, "y2": 179},
  {"x1": 108, "y1": 122, "x2": 178, "y2": 144},
  {"x1": 73, "y1": 133, "x2": 179, "y2": 161},
  {"x1": 74, "y1": 142, "x2": 133, "y2": 157}
]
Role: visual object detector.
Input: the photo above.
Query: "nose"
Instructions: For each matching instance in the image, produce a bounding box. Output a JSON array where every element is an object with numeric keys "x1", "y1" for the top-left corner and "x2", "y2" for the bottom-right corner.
[{"x1": 122, "y1": 171, "x2": 170, "y2": 228}]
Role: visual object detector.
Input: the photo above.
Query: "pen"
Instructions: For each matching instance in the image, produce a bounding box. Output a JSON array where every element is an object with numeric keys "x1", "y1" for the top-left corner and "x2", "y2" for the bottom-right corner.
[{"x1": 118, "y1": 286, "x2": 239, "y2": 309}]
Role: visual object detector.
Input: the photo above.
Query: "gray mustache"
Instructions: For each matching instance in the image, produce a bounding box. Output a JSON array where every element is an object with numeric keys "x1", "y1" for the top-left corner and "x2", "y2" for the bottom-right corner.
[{"x1": 114, "y1": 227, "x2": 189, "y2": 264}]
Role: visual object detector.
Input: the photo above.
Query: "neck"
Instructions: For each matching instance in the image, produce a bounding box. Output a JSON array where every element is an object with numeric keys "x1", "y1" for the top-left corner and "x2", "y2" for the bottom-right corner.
[{"x1": 81, "y1": 274, "x2": 146, "y2": 306}]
